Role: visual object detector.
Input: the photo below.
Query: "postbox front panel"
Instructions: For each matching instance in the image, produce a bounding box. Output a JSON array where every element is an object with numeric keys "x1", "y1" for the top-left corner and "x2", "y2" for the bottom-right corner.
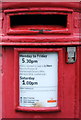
[
  {"x1": 2, "y1": 3, "x2": 80, "y2": 118},
  {"x1": 2, "y1": 46, "x2": 79, "y2": 118}
]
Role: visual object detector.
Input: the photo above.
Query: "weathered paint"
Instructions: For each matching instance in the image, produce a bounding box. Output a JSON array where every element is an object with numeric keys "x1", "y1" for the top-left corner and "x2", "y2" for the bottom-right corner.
[
  {"x1": 1, "y1": 2, "x2": 81, "y2": 119},
  {"x1": 2, "y1": 2, "x2": 80, "y2": 10}
]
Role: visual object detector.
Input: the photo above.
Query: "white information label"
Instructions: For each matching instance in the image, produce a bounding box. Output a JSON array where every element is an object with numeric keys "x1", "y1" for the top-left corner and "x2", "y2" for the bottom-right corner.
[{"x1": 19, "y1": 52, "x2": 58, "y2": 107}]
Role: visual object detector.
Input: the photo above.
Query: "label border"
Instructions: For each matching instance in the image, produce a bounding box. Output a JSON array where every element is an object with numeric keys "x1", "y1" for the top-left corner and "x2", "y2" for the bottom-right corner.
[{"x1": 14, "y1": 48, "x2": 63, "y2": 112}]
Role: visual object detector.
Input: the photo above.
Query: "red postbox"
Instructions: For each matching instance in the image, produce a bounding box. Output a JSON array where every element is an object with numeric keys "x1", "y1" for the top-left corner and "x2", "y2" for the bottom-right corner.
[{"x1": 1, "y1": 2, "x2": 80, "y2": 119}]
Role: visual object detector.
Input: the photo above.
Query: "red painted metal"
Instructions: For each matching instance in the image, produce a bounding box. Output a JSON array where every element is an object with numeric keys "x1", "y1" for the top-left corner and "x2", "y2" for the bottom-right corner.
[
  {"x1": 2, "y1": 2, "x2": 80, "y2": 10},
  {"x1": 1, "y1": 4, "x2": 80, "y2": 45},
  {"x1": 1, "y1": 2, "x2": 81, "y2": 119},
  {"x1": 80, "y1": 47, "x2": 81, "y2": 119},
  {"x1": 14, "y1": 48, "x2": 63, "y2": 112},
  {"x1": 1, "y1": 42, "x2": 80, "y2": 46},
  {"x1": 2, "y1": 36, "x2": 80, "y2": 43},
  {"x1": 4, "y1": 8, "x2": 73, "y2": 13},
  {"x1": 2, "y1": 46, "x2": 79, "y2": 118}
]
